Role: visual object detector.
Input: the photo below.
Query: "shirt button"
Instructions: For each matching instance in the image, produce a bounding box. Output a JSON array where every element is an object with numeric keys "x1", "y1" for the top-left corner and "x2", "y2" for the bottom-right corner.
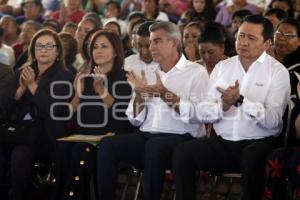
[
  {"x1": 69, "y1": 191, "x2": 74, "y2": 196},
  {"x1": 80, "y1": 160, "x2": 85, "y2": 165},
  {"x1": 85, "y1": 147, "x2": 90, "y2": 152},
  {"x1": 75, "y1": 176, "x2": 80, "y2": 181}
]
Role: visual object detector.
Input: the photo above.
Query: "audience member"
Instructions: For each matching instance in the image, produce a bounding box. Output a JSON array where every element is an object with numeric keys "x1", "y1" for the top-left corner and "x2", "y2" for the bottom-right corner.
[
  {"x1": 16, "y1": 0, "x2": 45, "y2": 24},
  {"x1": 264, "y1": 8, "x2": 287, "y2": 28},
  {"x1": 51, "y1": 0, "x2": 85, "y2": 27},
  {"x1": 173, "y1": 15, "x2": 290, "y2": 200},
  {"x1": 198, "y1": 26, "x2": 227, "y2": 74},
  {"x1": 61, "y1": 22, "x2": 77, "y2": 37},
  {"x1": 52, "y1": 30, "x2": 133, "y2": 200},
  {"x1": 0, "y1": 15, "x2": 20, "y2": 46},
  {"x1": 97, "y1": 21, "x2": 208, "y2": 200},
  {"x1": 273, "y1": 18, "x2": 300, "y2": 100},
  {"x1": 0, "y1": 27, "x2": 15, "y2": 67},
  {"x1": 0, "y1": 29, "x2": 74, "y2": 200},
  {"x1": 182, "y1": 21, "x2": 202, "y2": 62},
  {"x1": 13, "y1": 20, "x2": 42, "y2": 70}
]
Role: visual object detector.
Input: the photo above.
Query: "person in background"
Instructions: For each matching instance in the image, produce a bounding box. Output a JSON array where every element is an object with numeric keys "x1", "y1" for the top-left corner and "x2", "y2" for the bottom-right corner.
[
  {"x1": 0, "y1": 15, "x2": 20, "y2": 46},
  {"x1": 16, "y1": 0, "x2": 45, "y2": 25},
  {"x1": 142, "y1": 0, "x2": 169, "y2": 21},
  {"x1": 104, "y1": 20, "x2": 122, "y2": 37},
  {"x1": 13, "y1": 21, "x2": 42, "y2": 70},
  {"x1": 272, "y1": 18, "x2": 300, "y2": 100},
  {"x1": 215, "y1": 0, "x2": 259, "y2": 28},
  {"x1": 43, "y1": 18, "x2": 61, "y2": 32},
  {"x1": 182, "y1": 21, "x2": 202, "y2": 62},
  {"x1": 61, "y1": 22, "x2": 78, "y2": 37},
  {"x1": 124, "y1": 21, "x2": 158, "y2": 84},
  {"x1": 0, "y1": 27, "x2": 15, "y2": 68},
  {"x1": 264, "y1": 8, "x2": 287, "y2": 29},
  {"x1": 74, "y1": 16, "x2": 102, "y2": 70},
  {"x1": 228, "y1": 9, "x2": 252, "y2": 48},
  {"x1": 125, "y1": 18, "x2": 146, "y2": 57},
  {"x1": 268, "y1": 0, "x2": 293, "y2": 16},
  {"x1": 159, "y1": 0, "x2": 190, "y2": 19},
  {"x1": 103, "y1": 1, "x2": 127, "y2": 37},
  {"x1": 180, "y1": 0, "x2": 216, "y2": 24},
  {"x1": 51, "y1": 0, "x2": 85, "y2": 27},
  {"x1": 198, "y1": 26, "x2": 227, "y2": 74},
  {"x1": 120, "y1": 0, "x2": 142, "y2": 18},
  {"x1": 58, "y1": 32, "x2": 78, "y2": 75}
]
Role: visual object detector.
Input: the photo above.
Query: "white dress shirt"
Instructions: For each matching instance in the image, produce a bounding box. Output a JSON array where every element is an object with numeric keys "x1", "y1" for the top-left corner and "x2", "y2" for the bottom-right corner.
[
  {"x1": 180, "y1": 52, "x2": 291, "y2": 141},
  {"x1": 0, "y1": 44, "x2": 15, "y2": 67},
  {"x1": 126, "y1": 55, "x2": 209, "y2": 138}
]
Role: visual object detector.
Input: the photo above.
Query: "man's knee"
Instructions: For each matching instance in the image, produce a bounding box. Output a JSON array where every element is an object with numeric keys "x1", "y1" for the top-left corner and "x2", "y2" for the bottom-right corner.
[{"x1": 241, "y1": 141, "x2": 273, "y2": 171}]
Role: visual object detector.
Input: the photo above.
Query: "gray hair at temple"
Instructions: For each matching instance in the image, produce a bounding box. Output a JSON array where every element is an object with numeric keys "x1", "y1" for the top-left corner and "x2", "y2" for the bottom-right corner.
[{"x1": 149, "y1": 21, "x2": 182, "y2": 54}]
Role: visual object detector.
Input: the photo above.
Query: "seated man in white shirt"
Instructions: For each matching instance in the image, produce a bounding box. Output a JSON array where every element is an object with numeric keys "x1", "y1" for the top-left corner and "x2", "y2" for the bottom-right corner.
[
  {"x1": 96, "y1": 21, "x2": 209, "y2": 200},
  {"x1": 172, "y1": 15, "x2": 291, "y2": 200}
]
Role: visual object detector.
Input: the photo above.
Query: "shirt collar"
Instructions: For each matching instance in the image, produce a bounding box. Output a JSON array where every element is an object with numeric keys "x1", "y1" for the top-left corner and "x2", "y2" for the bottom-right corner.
[
  {"x1": 238, "y1": 51, "x2": 267, "y2": 65},
  {"x1": 256, "y1": 51, "x2": 267, "y2": 64},
  {"x1": 173, "y1": 54, "x2": 188, "y2": 71}
]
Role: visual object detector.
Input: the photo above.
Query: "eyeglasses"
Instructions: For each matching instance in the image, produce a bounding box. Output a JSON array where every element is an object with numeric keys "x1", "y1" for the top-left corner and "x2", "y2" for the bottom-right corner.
[
  {"x1": 35, "y1": 43, "x2": 57, "y2": 50},
  {"x1": 275, "y1": 31, "x2": 298, "y2": 40}
]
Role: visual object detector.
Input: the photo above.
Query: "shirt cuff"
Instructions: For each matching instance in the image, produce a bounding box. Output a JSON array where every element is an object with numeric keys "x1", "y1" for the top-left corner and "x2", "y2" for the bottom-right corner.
[
  {"x1": 179, "y1": 98, "x2": 191, "y2": 123},
  {"x1": 241, "y1": 97, "x2": 265, "y2": 121}
]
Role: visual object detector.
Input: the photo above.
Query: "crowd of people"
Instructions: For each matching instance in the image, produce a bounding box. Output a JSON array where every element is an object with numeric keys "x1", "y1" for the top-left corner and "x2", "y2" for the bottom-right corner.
[{"x1": 0, "y1": 0, "x2": 299, "y2": 200}]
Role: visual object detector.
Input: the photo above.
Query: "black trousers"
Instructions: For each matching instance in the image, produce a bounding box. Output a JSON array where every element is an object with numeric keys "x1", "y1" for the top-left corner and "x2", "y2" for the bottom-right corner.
[
  {"x1": 172, "y1": 135, "x2": 276, "y2": 200},
  {"x1": 96, "y1": 131, "x2": 193, "y2": 200},
  {"x1": 0, "y1": 123, "x2": 52, "y2": 200},
  {"x1": 52, "y1": 141, "x2": 96, "y2": 200}
]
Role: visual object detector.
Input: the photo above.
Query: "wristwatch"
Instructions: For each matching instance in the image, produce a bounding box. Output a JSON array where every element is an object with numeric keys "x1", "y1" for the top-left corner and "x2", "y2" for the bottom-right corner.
[{"x1": 234, "y1": 95, "x2": 244, "y2": 107}]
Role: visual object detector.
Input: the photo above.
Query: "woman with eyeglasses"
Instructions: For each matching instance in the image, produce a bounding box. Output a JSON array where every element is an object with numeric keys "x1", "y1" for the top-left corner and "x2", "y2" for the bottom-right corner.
[
  {"x1": 0, "y1": 29, "x2": 74, "y2": 200},
  {"x1": 273, "y1": 18, "x2": 300, "y2": 99},
  {"x1": 52, "y1": 30, "x2": 133, "y2": 200}
]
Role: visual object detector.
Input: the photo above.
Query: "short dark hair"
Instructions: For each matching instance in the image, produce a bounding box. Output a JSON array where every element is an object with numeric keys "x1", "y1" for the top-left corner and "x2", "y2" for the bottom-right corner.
[
  {"x1": 199, "y1": 27, "x2": 225, "y2": 46},
  {"x1": 240, "y1": 14, "x2": 274, "y2": 41},
  {"x1": 136, "y1": 21, "x2": 155, "y2": 37},
  {"x1": 22, "y1": 20, "x2": 42, "y2": 32},
  {"x1": 89, "y1": 30, "x2": 124, "y2": 75},
  {"x1": 277, "y1": 18, "x2": 300, "y2": 37},
  {"x1": 63, "y1": 22, "x2": 78, "y2": 30},
  {"x1": 83, "y1": 12, "x2": 103, "y2": 28},
  {"x1": 264, "y1": 8, "x2": 287, "y2": 20},
  {"x1": 104, "y1": 21, "x2": 121, "y2": 36},
  {"x1": 43, "y1": 19, "x2": 60, "y2": 32},
  {"x1": 105, "y1": 1, "x2": 121, "y2": 12},
  {"x1": 127, "y1": 11, "x2": 145, "y2": 21},
  {"x1": 232, "y1": 9, "x2": 252, "y2": 20}
]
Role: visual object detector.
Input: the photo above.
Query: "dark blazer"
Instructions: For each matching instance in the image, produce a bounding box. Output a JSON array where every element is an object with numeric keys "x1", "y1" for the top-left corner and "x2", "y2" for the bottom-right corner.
[
  {"x1": 7, "y1": 63, "x2": 75, "y2": 144},
  {"x1": 75, "y1": 68, "x2": 134, "y2": 135}
]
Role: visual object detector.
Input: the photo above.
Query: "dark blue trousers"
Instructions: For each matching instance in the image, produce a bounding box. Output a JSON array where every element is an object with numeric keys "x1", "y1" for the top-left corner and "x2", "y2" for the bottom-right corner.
[{"x1": 96, "y1": 131, "x2": 193, "y2": 200}]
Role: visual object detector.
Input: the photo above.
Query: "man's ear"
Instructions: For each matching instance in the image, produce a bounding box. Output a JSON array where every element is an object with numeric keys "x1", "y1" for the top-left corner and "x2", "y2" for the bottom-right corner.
[{"x1": 264, "y1": 39, "x2": 272, "y2": 50}]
